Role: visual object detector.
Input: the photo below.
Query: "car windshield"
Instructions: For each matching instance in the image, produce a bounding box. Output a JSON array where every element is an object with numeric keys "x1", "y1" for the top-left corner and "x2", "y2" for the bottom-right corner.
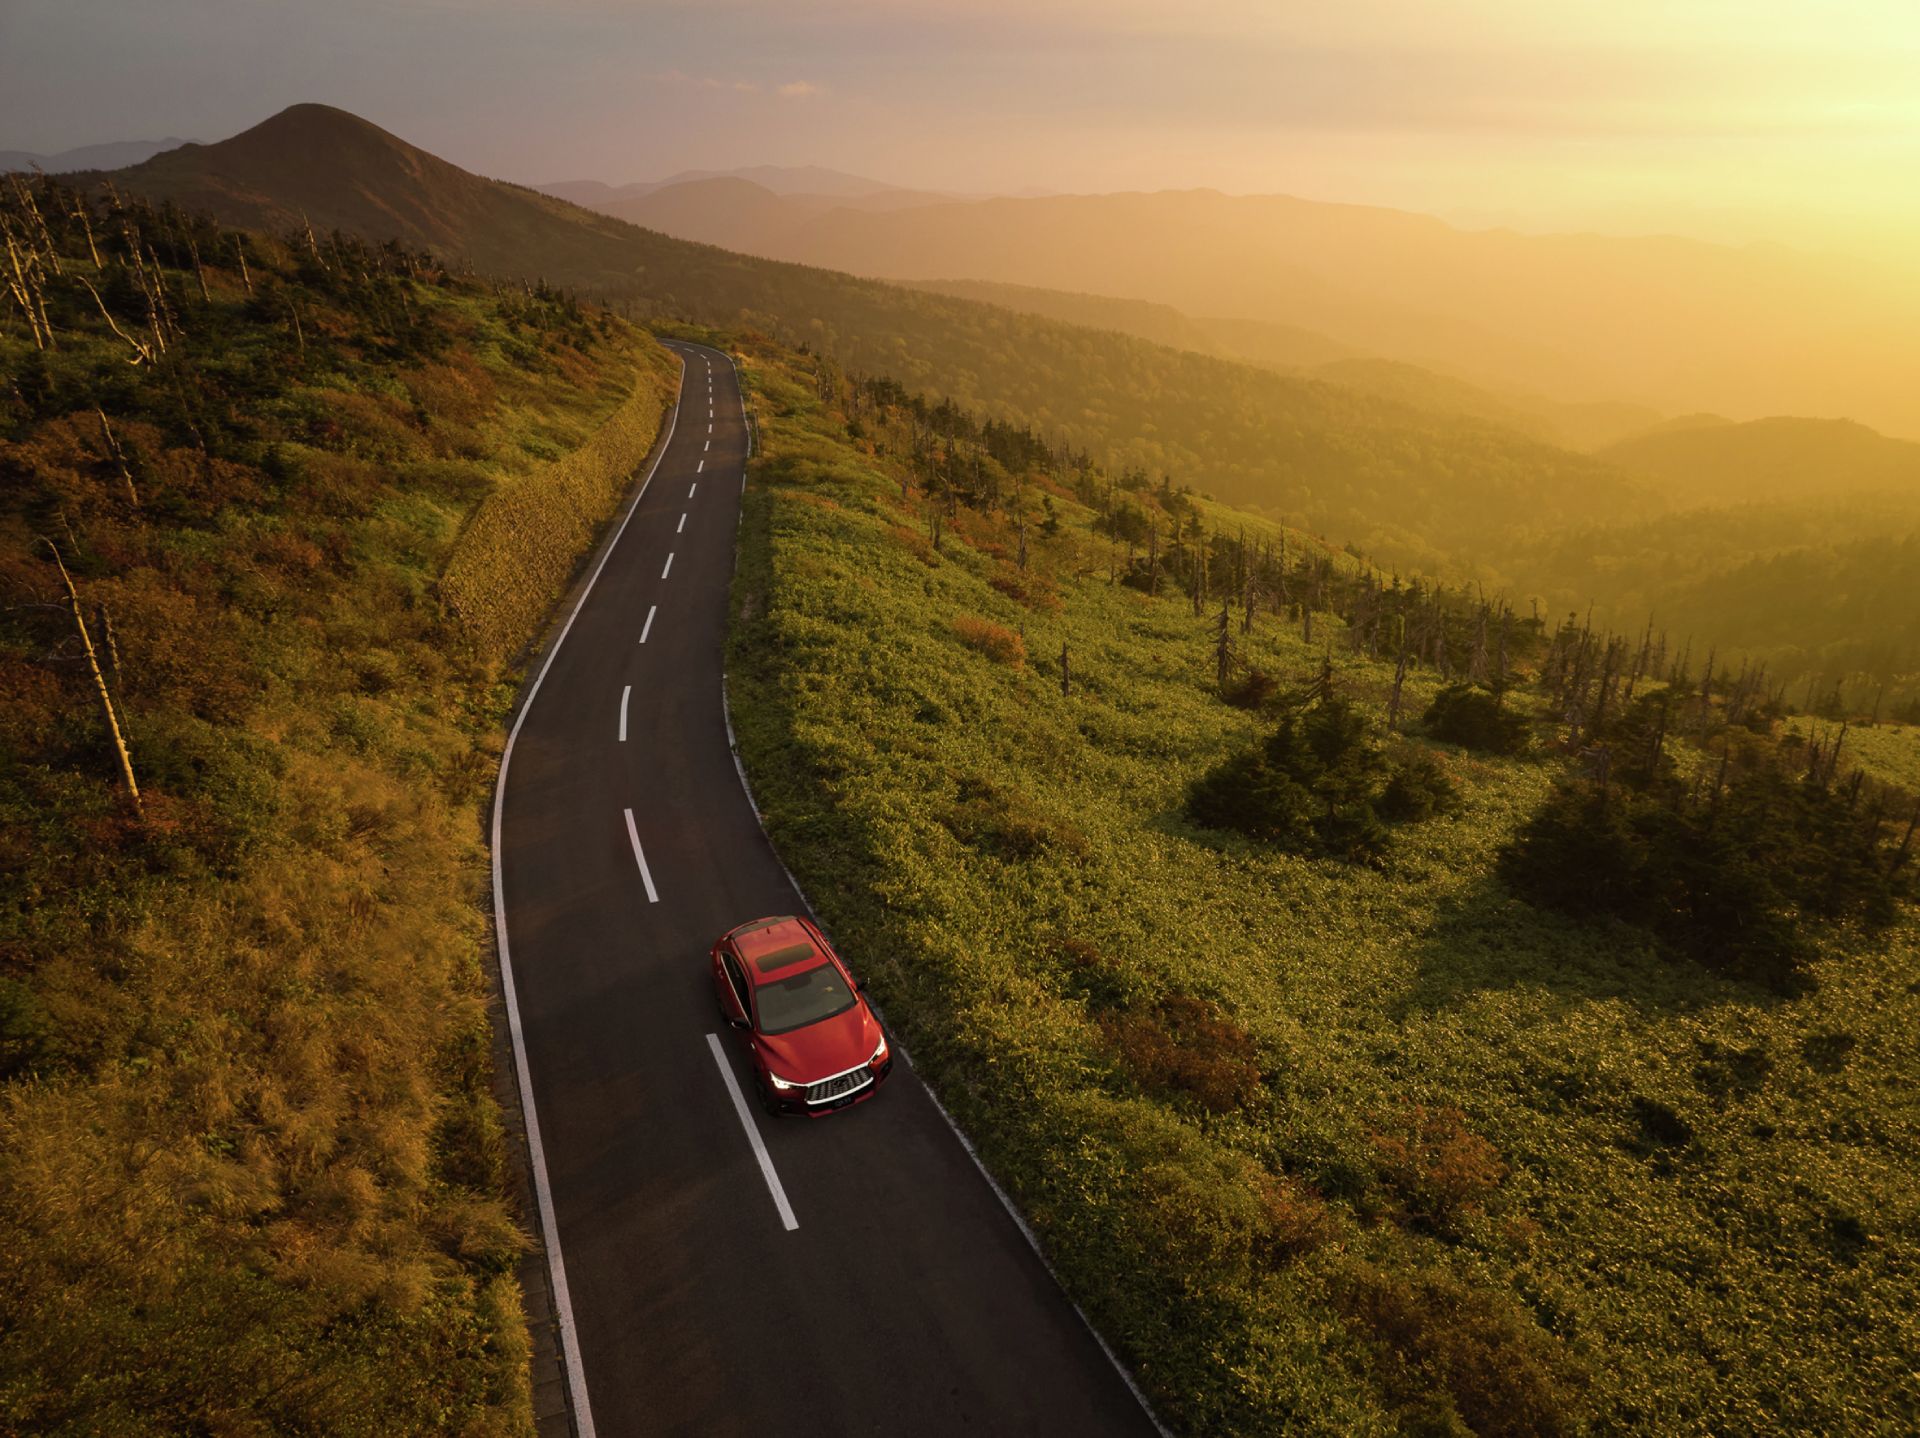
[{"x1": 755, "y1": 962, "x2": 856, "y2": 1035}]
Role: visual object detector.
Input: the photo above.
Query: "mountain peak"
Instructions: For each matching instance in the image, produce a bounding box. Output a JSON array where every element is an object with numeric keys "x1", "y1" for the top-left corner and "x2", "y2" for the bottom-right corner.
[{"x1": 215, "y1": 102, "x2": 416, "y2": 162}]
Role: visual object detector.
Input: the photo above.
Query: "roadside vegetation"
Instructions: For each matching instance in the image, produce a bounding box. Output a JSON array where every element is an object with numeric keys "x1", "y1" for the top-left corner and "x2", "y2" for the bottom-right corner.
[
  {"x1": 721, "y1": 335, "x2": 1920, "y2": 1435},
  {"x1": 0, "y1": 177, "x2": 674, "y2": 1433}
]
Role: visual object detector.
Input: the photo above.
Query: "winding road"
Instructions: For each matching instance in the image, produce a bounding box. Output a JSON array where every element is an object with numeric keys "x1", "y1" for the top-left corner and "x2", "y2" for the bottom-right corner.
[{"x1": 493, "y1": 342, "x2": 1163, "y2": 1437}]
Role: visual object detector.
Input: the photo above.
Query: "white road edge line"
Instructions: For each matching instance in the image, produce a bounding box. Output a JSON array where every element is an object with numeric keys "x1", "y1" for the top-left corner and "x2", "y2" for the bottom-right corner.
[
  {"x1": 677, "y1": 513, "x2": 687, "y2": 534},
  {"x1": 661, "y1": 552, "x2": 674, "y2": 579},
  {"x1": 618, "y1": 684, "x2": 631, "y2": 742},
  {"x1": 490, "y1": 350, "x2": 688, "y2": 1438},
  {"x1": 622, "y1": 807, "x2": 660, "y2": 903},
  {"x1": 704, "y1": 1032, "x2": 800, "y2": 1232},
  {"x1": 639, "y1": 604, "x2": 656, "y2": 644}
]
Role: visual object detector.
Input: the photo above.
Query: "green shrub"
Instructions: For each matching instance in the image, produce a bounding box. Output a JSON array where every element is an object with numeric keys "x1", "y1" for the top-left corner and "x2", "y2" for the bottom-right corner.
[
  {"x1": 1223, "y1": 666, "x2": 1280, "y2": 710},
  {"x1": 1379, "y1": 745, "x2": 1459, "y2": 823},
  {"x1": 1424, "y1": 683, "x2": 1530, "y2": 755},
  {"x1": 1499, "y1": 763, "x2": 1907, "y2": 988},
  {"x1": 1185, "y1": 694, "x2": 1405, "y2": 862}
]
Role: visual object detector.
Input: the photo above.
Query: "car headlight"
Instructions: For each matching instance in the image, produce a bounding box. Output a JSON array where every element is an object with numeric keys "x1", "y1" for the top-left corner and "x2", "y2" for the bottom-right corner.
[
  {"x1": 870, "y1": 1034, "x2": 889, "y2": 1065},
  {"x1": 766, "y1": 1071, "x2": 800, "y2": 1091}
]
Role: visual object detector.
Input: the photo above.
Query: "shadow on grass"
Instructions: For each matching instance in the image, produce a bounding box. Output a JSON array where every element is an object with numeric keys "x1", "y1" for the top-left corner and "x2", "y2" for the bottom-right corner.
[{"x1": 1392, "y1": 874, "x2": 1805, "y2": 1021}]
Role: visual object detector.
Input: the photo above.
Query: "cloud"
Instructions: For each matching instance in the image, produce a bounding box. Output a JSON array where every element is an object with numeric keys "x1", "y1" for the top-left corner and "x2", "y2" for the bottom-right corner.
[
  {"x1": 651, "y1": 70, "x2": 823, "y2": 100},
  {"x1": 655, "y1": 67, "x2": 759, "y2": 92}
]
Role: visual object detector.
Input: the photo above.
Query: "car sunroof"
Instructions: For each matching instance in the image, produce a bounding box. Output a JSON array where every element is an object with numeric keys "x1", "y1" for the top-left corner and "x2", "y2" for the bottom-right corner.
[{"x1": 750, "y1": 942, "x2": 815, "y2": 974}]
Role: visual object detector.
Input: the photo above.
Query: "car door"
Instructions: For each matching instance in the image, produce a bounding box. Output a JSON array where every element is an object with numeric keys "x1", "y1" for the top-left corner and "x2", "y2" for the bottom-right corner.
[
  {"x1": 711, "y1": 944, "x2": 745, "y2": 1025},
  {"x1": 717, "y1": 947, "x2": 753, "y2": 1030}
]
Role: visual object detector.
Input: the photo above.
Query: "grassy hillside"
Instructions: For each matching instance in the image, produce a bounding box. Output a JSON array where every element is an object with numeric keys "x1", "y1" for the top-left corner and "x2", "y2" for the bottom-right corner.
[
  {"x1": 720, "y1": 336, "x2": 1920, "y2": 1435},
  {"x1": 0, "y1": 178, "x2": 675, "y2": 1433},
  {"x1": 109, "y1": 105, "x2": 1651, "y2": 580}
]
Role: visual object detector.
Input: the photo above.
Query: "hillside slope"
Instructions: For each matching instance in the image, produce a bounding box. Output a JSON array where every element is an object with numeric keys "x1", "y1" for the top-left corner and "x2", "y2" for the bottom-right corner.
[
  {"x1": 0, "y1": 178, "x2": 677, "y2": 1433},
  {"x1": 722, "y1": 335, "x2": 1920, "y2": 1434},
  {"x1": 110, "y1": 106, "x2": 1649, "y2": 576}
]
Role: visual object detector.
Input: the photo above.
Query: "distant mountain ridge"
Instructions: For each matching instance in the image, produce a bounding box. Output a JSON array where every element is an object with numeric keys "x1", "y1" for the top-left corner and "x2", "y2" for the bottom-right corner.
[
  {"x1": 1602, "y1": 417, "x2": 1920, "y2": 506},
  {"x1": 905, "y1": 278, "x2": 1662, "y2": 450},
  {"x1": 541, "y1": 163, "x2": 923, "y2": 204},
  {"x1": 0, "y1": 137, "x2": 191, "y2": 172},
  {"x1": 552, "y1": 173, "x2": 1917, "y2": 438}
]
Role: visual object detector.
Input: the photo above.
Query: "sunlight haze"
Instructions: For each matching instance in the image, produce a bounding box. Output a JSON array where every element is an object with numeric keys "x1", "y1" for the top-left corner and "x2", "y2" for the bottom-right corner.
[{"x1": 4, "y1": 0, "x2": 1918, "y2": 260}]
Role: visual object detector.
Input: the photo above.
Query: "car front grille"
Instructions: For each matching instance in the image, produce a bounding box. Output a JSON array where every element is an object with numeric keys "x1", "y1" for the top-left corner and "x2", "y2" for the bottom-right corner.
[{"x1": 806, "y1": 1067, "x2": 873, "y2": 1105}]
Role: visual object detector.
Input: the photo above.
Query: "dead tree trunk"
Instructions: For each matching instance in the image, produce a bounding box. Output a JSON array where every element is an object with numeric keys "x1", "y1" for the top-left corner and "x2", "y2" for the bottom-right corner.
[
  {"x1": 95, "y1": 407, "x2": 139, "y2": 507},
  {"x1": 1387, "y1": 644, "x2": 1410, "y2": 732},
  {"x1": 1214, "y1": 596, "x2": 1232, "y2": 691},
  {"x1": 43, "y1": 539, "x2": 141, "y2": 812}
]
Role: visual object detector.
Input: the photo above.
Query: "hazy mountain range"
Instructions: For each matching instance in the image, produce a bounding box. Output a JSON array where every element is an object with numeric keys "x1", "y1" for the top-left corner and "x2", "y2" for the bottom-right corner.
[
  {"x1": 0, "y1": 136, "x2": 190, "y2": 172},
  {"x1": 547, "y1": 172, "x2": 1920, "y2": 439},
  {"x1": 540, "y1": 163, "x2": 950, "y2": 206}
]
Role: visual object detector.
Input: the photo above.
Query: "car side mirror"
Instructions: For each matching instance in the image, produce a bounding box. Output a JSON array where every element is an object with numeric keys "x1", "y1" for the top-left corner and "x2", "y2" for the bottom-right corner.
[{"x1": 727, "y1": 1015, "x2": 750, "y2": 1031}]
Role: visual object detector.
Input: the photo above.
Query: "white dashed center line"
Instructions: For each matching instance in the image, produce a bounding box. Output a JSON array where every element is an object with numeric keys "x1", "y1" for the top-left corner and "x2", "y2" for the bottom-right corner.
[
  {"x1": 639, "y1": 605, "x2": 655, "y2": 644},
  {"x1": 689, "y1": 482, "x2": 698, "y2": 497},
  {"x1": 677, "y1": 513, "x2": 687, "y2": 533},
  {"x1": 618, "y1": 685, "x2": 631, "y2": 742},
  {"x1": 661, "y1": 552, "x2": 674, "y2": 579},
  {"x1": 622, "y1": 808, "x2": 660, "y2": 903}
]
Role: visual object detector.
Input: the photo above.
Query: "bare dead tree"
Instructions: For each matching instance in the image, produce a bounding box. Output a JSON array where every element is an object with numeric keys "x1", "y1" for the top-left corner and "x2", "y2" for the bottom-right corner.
[
  {"x1": 187, "y1": 234, "x2": 212, "y2": 304},
  {"x1": 1214, "y1": 595, "x2": 1232, "y2": 691},
  {"x1": 95, "y1": 407, "x2": 139, "y2": 507},
  {"x1": 1387, "y1": 642, "x2": 1410, "y2": 732},
  {"x1": 76, "y1": 275, "x2": 154, "y2": 365},
  {"x1": 72, "y1": 193, "x2": 102, "y2": 268},
  {"x1": 41, "y1": 538, "x2": 141, "y2": 812}
]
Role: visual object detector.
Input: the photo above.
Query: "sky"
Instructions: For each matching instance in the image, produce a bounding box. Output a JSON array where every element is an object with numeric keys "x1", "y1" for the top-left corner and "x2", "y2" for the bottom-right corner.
[{"x1": 4, "y1": 0, "x2": 1918, "y2": 256}]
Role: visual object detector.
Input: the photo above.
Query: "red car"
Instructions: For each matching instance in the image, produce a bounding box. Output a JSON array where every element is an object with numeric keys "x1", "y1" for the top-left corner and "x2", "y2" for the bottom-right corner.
[{"x1": 710, "y1": 914, "x2": 892, "y2": 1115}]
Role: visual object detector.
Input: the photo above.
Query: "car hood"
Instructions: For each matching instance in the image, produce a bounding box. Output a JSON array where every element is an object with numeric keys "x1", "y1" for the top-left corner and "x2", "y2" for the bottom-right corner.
[{"x1": 755, "y1": 1003, "x2": 877, "y2": 1083}]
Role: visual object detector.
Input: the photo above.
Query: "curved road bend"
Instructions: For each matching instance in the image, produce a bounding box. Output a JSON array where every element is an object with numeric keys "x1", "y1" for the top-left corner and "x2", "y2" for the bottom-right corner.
[{"x1": 497, "y1": 342, "x2": 1162, "y2": 1437}]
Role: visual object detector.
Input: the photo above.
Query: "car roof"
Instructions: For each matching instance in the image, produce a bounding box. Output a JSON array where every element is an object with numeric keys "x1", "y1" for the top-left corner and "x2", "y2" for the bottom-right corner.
[{"x1": 732, "y1": 916, "x2": 827, "y2": 986}]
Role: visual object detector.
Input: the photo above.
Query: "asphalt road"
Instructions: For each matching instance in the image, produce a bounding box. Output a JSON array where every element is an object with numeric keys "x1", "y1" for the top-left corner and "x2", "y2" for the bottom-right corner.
[{"x1": 495, "y1": 342, "x2": 1163, "y2": 1438}]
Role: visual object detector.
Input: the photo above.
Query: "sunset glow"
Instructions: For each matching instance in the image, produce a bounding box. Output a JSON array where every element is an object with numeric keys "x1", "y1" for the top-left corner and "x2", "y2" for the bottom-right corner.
[{"x1": 5, "y1": 0, "x2": 1919, "y2": 255}]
